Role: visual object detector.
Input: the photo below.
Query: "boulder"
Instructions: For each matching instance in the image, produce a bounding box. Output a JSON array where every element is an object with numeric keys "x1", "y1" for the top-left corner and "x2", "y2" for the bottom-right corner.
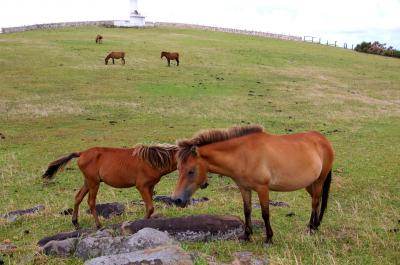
[
  {"x1": 75, "y1": 228, "x2": 175, "y2": 260},
  {"x1": 121, "y1": 214, "x2": 244, "y2": 242},
  {"x1": 42, "y1": 238, "x2": 77, "y2": 258},
  {"x1": 85, "y1": 202, "x2": 125, "y2": 219},
  {"x1": 38, "y1": 228, "x2": 94, "y2": 247},
  {"x1": 83, "y1": 245, "x2": 193, "y2": 265},
  {"x1": 131, "y1": 195, "x2": 209, "y2": 206},
  {"x1": 1, "y1": 205, "x2": 45, "y2": 222}
]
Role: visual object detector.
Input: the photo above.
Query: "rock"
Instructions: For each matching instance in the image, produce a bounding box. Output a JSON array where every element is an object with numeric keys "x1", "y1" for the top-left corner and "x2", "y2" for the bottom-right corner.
[
  {"x1": 60, "y1": 208, "x2": 74, "y2": 215},
  {"x1": 1, "y1": 205, "x2": 45, "y2": 222},
  {"x1": 232, "y1": 251, "x2": 268, "y2": 265},
  {"x1": 38, "y1": 229, "x2": 94, "y2": 247},
  {"x1": 84, "y1": 245, "x2": 193, "y2": 265},
  {"x1": 42, "y1": 238, "x2": 77, "y2": 258},
  {"x1": 132, "y1": 196, "x2": 209, "y2": 206},
  {"x1": 75, "y1": 228, "x2": 175, "y2": 260},
  {"x1": 85, "y1": 202, "x2": 125, "y2": 219},
  {"x1": 121, "y1": 214, "x2": 244, "y2": 242},
  {"x1": 0, "y1": 241, "x2": 17, "y2": 254},
  {"x1": 253, "y1": 200, "x2": 289, "y2": 209}
]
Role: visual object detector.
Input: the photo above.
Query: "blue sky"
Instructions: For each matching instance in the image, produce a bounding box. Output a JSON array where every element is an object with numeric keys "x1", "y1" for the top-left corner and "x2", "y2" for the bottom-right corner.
[{"x1": 1, "y1": 0, "x2": 399, "y2": 49}]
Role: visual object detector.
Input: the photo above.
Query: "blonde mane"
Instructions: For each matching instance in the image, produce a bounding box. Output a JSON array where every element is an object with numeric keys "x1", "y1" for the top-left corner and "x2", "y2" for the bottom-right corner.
[{"x1": 177, "y1": 125, "x2": 263, "y2": 161}]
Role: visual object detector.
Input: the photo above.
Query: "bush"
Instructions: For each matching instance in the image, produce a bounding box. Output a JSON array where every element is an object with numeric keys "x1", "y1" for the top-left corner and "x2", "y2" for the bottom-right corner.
[{"x1": 354, "y1": 41, "x2": 399, "y2": 59}]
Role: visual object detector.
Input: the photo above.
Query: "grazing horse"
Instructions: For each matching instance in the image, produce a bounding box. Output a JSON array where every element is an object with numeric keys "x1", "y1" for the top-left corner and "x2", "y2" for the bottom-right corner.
[
  {"x1": 172, "y1": 125, "x2": 334, "y2": 246},
  {"x1": 95, "y1": 34, "x2": 103, "y2": 44},
  {"x1": 43, "y1": 144, "x2": 178, "y2": 229},
  {"x1": 105, "y1": 52, "x2": 125, "y2": 65},
  {"x1": 161, "y1": 51, "x2": 179, "y2": 66}
]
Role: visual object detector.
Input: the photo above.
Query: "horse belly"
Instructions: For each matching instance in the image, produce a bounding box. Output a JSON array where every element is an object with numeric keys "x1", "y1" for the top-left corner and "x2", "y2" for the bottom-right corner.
[{"x1": 268, "y1": 160, "x2": 322, "y2": 192}]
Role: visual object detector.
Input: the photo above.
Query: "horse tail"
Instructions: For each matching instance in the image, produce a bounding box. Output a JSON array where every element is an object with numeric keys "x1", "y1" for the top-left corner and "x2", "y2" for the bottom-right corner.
[
  {"x1": 319, "y1": 169, "x2": 332, "y2": 223},
  {"x1": 42, "y1": 152, "x2": 80, "y2": 179}
]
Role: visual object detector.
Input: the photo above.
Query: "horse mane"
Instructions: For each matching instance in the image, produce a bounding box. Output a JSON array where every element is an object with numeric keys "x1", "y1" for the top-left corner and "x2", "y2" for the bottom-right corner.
[
  {"x1": 133, "y1": 144, "x2": 178, "y2": 170},
  {"x1": 177, "y1": 125, "x2": 264, "y2": 161}
]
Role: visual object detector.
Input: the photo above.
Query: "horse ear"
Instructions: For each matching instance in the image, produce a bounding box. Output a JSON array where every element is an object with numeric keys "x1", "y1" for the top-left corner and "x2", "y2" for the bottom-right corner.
[{"x1": 190, "y1": 145, "x2": 199, "y2": 156}]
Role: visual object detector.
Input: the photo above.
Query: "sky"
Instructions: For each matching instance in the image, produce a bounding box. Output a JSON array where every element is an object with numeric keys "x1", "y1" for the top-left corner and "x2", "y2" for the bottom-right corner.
[{"x1": 1, "y1": 0, "x2": 399, "y2": 49}]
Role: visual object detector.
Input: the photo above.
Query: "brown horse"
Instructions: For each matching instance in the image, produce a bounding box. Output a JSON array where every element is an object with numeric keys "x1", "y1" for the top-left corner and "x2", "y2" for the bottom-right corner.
[
  {"x1": 95, "y1": 34, "x2": 103, "y2": 44},
  {"x1": 43, "y1": 144, "x2": 178, "y2": 229},
  {"x1": 105, "y1": 52, "x2": 125, "y2": 65},
  {"x1": 161, "y1": 51, "x2": 179, "y2": 66},
  {"x1": 172, "y1": 125, "x2": 334, "y2": 246}
]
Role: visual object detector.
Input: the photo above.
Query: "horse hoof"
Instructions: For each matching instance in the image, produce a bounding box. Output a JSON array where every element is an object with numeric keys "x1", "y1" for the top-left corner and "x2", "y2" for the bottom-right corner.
[
  {"x1": 96, "y1": 224, "x2": 103, "y2": 230},
  {"x1": 238, "y1": 234, "x2": 251, "y2": 242},
  {"x1": 264, "y1": 241, "x2": 273, "y2": 248},
  {"x1": 304, "y1": 227, "x2": 318, "y2": 235}
]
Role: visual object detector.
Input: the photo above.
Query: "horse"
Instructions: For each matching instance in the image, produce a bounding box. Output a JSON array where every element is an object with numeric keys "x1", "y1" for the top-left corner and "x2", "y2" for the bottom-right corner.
[
  {"x1": 172, "y1": 125, "x2": 334, "y2": 246},
  {"x1": 95, "y1": 34, "x2": 103, "y2": 44},
  {"x1": 161, "y1": 51, "x2": 179, "y2": 66},
  {"x1": 42, "y1": 144, "x2": 178, "y2": 229},
  {"x1": 105, "y1": 52, "x2": 125, "y2": 65}
]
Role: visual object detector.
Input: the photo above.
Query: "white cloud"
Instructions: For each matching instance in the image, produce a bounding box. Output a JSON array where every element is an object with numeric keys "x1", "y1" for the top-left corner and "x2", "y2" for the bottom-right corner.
[{"x1": 1, "y1": 0, "x2": 399, "y2": 48}]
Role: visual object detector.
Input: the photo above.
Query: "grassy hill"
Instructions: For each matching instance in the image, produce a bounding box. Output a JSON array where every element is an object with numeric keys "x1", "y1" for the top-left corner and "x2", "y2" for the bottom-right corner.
[{"x1": 0, "y1": 26, "x2": 399, "y2": 265}]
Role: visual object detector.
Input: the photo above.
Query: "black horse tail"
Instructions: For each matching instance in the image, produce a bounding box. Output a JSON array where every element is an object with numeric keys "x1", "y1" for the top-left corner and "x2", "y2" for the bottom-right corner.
[
  {"x1": 319, "y1": 169, "x2": 332, "y2": 223},
  {"x1": 42, "y1": 152, "x2": 80, "y2": 179}
]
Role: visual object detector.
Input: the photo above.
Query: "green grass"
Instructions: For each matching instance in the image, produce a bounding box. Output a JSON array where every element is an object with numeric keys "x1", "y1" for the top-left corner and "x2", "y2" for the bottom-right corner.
[{"x1": 0, "y1": 26, "x2": 399, "y2": 265}]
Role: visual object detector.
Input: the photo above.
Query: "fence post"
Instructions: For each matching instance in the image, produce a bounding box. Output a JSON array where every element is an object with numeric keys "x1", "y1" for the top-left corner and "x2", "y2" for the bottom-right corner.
[{"x1": 334, "y1": 41, "x2": 337, "y2": 47}]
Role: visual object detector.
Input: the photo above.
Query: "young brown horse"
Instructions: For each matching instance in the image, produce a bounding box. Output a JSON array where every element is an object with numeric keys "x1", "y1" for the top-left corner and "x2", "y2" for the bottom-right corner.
[
  {"x1": 105, "y1": 52, "x2": 125, "y2": 65},
  {"x1": 161, "y1": 51, "x2": 179, "y2": 66},
  {"x1": 95, "y1": 34, "x2": 103, "y2": 44},
  {"x1": 43, "y1": 144, "x2": 178, "y2": 229},
  {"x1": 172, "y1": 125, "x2": 334, "y2": 246}
]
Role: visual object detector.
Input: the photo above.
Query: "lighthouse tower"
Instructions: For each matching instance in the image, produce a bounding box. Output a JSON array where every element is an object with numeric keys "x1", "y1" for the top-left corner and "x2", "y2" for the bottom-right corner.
[{"x1": 114, "y1": 0, "x2": 145, "y2": 27}]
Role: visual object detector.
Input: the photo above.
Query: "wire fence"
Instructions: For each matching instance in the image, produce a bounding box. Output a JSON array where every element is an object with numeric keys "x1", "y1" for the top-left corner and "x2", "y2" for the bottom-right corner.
[{"x1": 303, "y1": 36, "x2": 354, "y2": 49}]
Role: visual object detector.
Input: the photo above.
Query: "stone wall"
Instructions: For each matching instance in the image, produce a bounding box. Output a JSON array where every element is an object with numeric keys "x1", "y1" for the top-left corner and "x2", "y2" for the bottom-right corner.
[
  {"x1": 1, "y1": 21, "x2": 115, "y2": 34},
  {"x1": 150, "y1": 22, "x2": 303, "y2": 42},
  {"x1": 1, "y1": 20, "x2": 302, "y2": 42}
]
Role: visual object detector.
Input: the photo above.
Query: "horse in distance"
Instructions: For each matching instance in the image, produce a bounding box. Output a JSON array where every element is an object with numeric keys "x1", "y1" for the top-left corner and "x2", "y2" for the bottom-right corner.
[
  {"x1": 95, "y1": 35, "x2": 103, "y2": 44},
  {"x1": 105, "y1": 52, "x2": 125, "y2": 65},
  {"x1": 161, "y1": 51, "x2": 179, "y2": 66}
]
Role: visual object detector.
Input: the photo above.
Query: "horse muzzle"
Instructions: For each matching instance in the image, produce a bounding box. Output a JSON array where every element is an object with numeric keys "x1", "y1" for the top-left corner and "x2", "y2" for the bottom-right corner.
[{"x1": 173, "y1": 198, "x2": 189, "y2": 208}]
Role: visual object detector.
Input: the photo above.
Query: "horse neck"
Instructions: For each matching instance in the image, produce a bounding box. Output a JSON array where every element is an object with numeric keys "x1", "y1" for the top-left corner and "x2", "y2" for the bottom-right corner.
[{"x1": 198, "y1": 139, "x2": 243, "y2": 178}]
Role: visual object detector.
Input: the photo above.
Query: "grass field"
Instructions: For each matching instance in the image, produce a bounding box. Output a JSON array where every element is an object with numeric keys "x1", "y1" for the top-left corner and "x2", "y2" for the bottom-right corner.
[{"x1": 0, "y1": 26, "x2": 399, "y2": 265}]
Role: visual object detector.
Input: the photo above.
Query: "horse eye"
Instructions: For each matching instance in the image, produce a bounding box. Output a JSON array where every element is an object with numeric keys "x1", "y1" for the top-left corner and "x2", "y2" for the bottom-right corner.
[{"x1": 188, "y1": 169, "x2": 195, "y2": 177}]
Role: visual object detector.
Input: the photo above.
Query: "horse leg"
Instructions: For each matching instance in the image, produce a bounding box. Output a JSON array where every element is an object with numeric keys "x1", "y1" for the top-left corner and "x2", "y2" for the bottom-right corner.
[
  {"x1": 112, "y1": 58, "x2": 115, "y2": 64},
  {"x1": 87, "y1": 183, "x2": 101, "y2": 229},
  {"x1": 238, "y1": 187, "x2": 252, "y2": 241},
  {"x1": 72, "y1": 184, "x2": 89, "y2": 229},
  {"x1": 137, "y1": 185, "x2": 154, "y2": 219},
  {"x1": 167, "y1": 59, "x2": 170, "y2": 66},
  {"x1": 122, "y1": 58, "x2": 125, "y2": 65},
  {"x1": 256, "y1": 186, "x2": 273, "y2": 246},
  {"x1": 176, "y1": 58, "x2": 179, "y2": 66},
  {"x1": 306, "y1": 182, "x2": 323, "y2": 232}
]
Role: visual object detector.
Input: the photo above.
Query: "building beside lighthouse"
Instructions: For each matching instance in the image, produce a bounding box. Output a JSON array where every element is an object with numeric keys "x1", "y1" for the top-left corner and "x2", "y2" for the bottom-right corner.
[{"x1": 114, "y1": 0, "x2": 145, "y2": 27}]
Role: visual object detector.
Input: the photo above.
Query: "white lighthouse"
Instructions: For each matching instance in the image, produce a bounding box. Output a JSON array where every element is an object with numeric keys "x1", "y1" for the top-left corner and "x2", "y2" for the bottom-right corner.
[{"x1": 114, "y1": 0, "x2": 145, "y2": 27}]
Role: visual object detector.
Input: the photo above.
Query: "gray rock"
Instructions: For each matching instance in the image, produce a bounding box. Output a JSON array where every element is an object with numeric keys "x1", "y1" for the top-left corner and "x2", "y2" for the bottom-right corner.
[
  {"x1": 38, "y1": 228, "x2": 94, "y2": 247},
  {"x1": 42, "y1": 238, "x2": 77, "y2": 258},
  {"x1": 1, "y1": 205, "x2": 45, "y2": 222},
  {"x1": 84, "y1": 245, "x2": 193, "y2": 265},
  {"x1": 121, "y1": 214, "x2": 244, "y2": 242},
  {"x1": 232, "y1": 252, "x2": 269, "y2": 265},
  {"x1": 85, "y1": 202, "x2": 125, "y2": 219},
  {"x1": 75, "y1": 228, "x2": 175, "y2": 260}
]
